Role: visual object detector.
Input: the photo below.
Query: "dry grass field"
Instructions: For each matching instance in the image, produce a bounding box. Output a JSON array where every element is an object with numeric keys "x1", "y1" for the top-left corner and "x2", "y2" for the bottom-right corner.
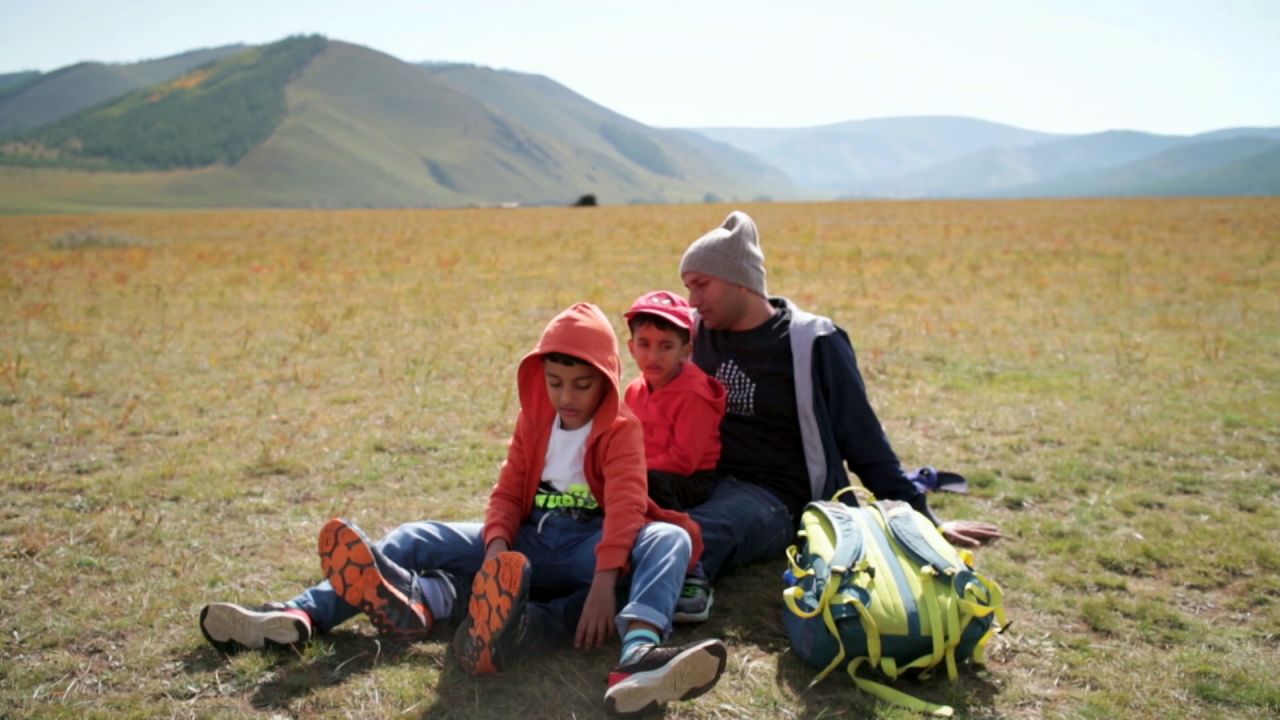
[{"x1": 2, "y1": 199, "x2": 1277, "y2": 718}]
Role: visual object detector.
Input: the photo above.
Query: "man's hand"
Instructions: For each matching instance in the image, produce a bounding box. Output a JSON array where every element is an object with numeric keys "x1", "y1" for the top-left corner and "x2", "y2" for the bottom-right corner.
[
  {"x1": 484, "y1": 538, "x2": 510, "y2": 562},
  {"x1": 940, "y1": 520, "x2": 1003, "y2": 548},
  {"x1": 575, "y1": 570, "x2": 619, "y2": 649}
]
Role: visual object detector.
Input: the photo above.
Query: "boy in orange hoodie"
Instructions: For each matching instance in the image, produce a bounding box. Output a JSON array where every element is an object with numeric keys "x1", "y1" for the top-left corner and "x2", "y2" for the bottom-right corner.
[{"x1": 199, "y1": 303, "x2": 726, "y2": 718}]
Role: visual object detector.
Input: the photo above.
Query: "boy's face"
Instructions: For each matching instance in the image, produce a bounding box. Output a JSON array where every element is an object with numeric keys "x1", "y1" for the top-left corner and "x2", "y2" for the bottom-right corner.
[
  {"x1": 627, "y1": 321, "x2": 690, "y2": 391},
  {"x1": 544, "y1": 360, "x2": 606, "y2": 431}
]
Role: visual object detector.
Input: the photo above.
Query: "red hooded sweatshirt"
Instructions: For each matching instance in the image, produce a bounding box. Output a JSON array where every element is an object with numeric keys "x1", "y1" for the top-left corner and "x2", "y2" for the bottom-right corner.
[
  {"x1": 623, "y1": 362, "x2": 726, "y2": 476},
  {"x1": 482, "y1": 303, "x2": 703, "y2": 573}
]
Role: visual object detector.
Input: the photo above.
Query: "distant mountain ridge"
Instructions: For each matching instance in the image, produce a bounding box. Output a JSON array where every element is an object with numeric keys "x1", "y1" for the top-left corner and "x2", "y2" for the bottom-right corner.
[
  {"x1": 0, "y1": 38, "x2": 793, "y2": 211},
  {"x1": 423, "y1": 63, "x2": 791, "y2": 203},
  {"x1": 696, "y1": 116, "x2": 1062, "y2": 192},
  {"x1": 0, "y1": 45, "x2": 246, "y2": 133},
  {"x1": 694, "y1": 119, "x2": 1280, "y2": 198},
  {"x1": 0, "y1": 35, "x2": 1274, "y2": 211}
]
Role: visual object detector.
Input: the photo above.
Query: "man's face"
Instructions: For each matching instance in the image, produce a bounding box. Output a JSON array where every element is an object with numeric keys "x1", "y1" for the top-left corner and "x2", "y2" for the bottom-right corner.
[
  {"x1": 543, "y1": 360, "x2": 606, "y2": 430},
  {"x1": 682, "y1": 271, "x2": 747, "y2": 330},
  {"x1": 627, "y1": 321, "x2": 690, "y2": 391}
]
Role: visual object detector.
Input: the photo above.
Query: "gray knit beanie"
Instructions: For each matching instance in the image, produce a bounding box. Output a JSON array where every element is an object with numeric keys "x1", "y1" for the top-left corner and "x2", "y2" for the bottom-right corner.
[{"x1": 679, "y1": 210, "x2": 767, "y2": 297}]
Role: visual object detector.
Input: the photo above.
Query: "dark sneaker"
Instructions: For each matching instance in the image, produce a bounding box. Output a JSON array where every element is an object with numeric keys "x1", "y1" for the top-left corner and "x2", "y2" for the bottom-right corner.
[
  {"x1": 319, "y1": 517, "x2": 431, "y2": 640},
  {"x1": 604, "y1": 638, "x2": 727, "y2": 717},
  {"x1": 452, "y1": 551, "x2": 531, "y2": 675},
  {"x1": 672, "y1": 577, "x2": 714, "y2": 623},
  {"x1": 199, "y1": 602, "x2": 313, "y2": 654}
]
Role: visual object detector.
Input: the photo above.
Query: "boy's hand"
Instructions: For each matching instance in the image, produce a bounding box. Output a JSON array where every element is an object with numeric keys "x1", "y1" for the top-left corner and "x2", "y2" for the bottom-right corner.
[
  {"x1": 484, "y1": 538, "x2": 510, "y2": 562},
  {"x1": 575, "y1": 570, "x2": 620, "y2": 649}
]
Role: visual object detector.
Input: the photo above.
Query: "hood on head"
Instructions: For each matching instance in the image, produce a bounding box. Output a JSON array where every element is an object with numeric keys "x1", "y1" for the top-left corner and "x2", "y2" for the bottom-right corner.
[{"x1": 516, "y1": 302, "x2": 624, "y2": 428}]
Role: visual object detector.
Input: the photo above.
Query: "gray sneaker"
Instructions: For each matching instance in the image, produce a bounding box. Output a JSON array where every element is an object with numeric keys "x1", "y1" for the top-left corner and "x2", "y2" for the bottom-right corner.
[
  {"x1": 672, "y1": 577, "x2": 713, "y2": 623},
  {"x1": 200, "y1": 602, "x2": 313, "y2": 654}
]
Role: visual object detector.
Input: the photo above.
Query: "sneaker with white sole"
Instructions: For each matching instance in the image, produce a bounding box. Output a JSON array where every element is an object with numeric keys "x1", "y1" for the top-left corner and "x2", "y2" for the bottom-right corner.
[
  {"x1": 199, "y1": 602, "x2": 313, "y2": 654},
  {"x1": 603, "y1": 638, "x2": 727, "y2": 717},
  {"x1": 672, "y1": 577, "x2": 714, "y2": 623}
]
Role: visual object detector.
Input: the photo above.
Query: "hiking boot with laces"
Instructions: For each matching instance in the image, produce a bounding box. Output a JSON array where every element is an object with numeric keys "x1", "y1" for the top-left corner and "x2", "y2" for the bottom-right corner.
[
  {"x1": 451, "y1": 551, "x2": 532, "y2": 675},
  {"x1": 319, "y1": 517, "x2": 431, "y2": 640}
]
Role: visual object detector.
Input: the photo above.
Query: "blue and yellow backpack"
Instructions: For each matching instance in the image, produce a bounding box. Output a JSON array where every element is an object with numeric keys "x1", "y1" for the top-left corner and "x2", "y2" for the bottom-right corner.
[{"x1": 782, "y1": 493, "x2": 1006, "y2": 717}]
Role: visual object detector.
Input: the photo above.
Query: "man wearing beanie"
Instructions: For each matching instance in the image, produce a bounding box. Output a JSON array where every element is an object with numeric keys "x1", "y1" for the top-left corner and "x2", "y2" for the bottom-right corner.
[{"x1": 679, "y1": 211, "x2": 1000, "y2": 581}]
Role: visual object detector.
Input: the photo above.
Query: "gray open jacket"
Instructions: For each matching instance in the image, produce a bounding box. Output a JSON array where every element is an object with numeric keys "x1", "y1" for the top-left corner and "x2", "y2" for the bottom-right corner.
[{"x1": 707, "y1": 297, "x2": 938, "y2": 524}]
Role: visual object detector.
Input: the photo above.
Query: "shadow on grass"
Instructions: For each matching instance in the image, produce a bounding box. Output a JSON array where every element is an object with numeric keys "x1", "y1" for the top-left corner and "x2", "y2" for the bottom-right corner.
[
  {"x1": 177, "y1": 629, "x2": 426, "y2": 710},
  {"x1": 248, "y1": 631, "x2": 429, "y2": 709},
  {"x1": 178, "y1": 562, "x2": 1002, "y2": 717}
]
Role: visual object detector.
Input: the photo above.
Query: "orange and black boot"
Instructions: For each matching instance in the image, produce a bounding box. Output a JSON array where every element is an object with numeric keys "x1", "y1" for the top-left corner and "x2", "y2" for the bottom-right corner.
[
  {"x1": 451, "y1": 551, "x2": 533, "y2": 675},
  {"x1": 319, "y1": 517, "x2": 431, "y2": 641}
]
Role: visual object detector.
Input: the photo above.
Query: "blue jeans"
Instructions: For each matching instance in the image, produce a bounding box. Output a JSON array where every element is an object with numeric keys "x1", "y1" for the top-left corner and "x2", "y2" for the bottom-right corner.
[
  {"x1": 287, "y1": 511, "x2": 690, "y2": 639},
  {"x1": 688, "y1": 476, "x2": 795, "y2": 581}
]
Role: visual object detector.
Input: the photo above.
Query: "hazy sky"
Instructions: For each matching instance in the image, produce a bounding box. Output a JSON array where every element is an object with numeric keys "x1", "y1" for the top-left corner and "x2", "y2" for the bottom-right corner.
[{"x1": 1, "y1": 0, "x2": 1276, "y2": 134}]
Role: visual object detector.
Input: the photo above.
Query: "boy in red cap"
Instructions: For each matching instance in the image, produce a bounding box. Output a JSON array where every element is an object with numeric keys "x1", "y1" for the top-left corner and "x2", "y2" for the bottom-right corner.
[{"x1": 623, "y1": 290, "x2": 726, "y2": 622}]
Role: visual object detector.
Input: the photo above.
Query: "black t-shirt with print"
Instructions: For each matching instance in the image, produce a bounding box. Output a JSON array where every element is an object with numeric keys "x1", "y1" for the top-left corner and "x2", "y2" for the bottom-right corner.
[{"x1": 692, "y1": 304, "x2": 810, "y2": 518}]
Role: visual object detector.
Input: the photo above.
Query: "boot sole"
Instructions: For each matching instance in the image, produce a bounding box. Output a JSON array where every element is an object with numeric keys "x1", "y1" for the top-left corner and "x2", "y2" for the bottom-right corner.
[
  {"x1": 200, "y1": 603, "x2": 307, "y2": 653},
  {"x1": 453, "y1": 551, "x2": 529, "y2": 675},
  {"x1": 319, "y1": 518, "x2": 428, "y2": 638},
  {"x1": 604, "y1": 639, "x2": 728, "y2": 717}
]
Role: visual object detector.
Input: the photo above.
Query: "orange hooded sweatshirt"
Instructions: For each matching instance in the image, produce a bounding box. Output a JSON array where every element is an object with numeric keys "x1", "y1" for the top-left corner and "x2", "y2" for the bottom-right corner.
[{"x1": 482, "y1": 303, "x2": 704, "y2": 573}]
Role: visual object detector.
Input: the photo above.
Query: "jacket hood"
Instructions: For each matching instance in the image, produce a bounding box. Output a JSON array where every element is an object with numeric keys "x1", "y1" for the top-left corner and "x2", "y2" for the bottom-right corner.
[{"x1": 517, "y1": 303, "x2": 625, "y2": 431}]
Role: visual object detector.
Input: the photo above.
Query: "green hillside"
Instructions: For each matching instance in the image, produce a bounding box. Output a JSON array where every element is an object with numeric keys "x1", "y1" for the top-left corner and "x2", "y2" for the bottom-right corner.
[
  {"x1": 0, "y1": 71, "x2": 40, "y2": 96},
  {"x1": 999, "y1": 136, "x2": 1280, "y2": 197},
  {"x1": 425, "y1": 63, "x2": 793, "y2": 202},
  {"x1": 0, "y1": 46, "x2": 245, "y2": 134},
  {"x1": 1141, "y1": 141, "x2": 1280, "y2": 196},
  {"x1": 0, "y1": 40, "x2": 795, "y2": 211},
  {"x1": 4, "y1": 36, "x2": 326, "y2": 170}
]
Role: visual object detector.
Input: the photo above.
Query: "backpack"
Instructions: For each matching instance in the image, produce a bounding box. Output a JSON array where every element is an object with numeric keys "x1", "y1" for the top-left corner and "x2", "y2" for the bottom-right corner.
[{"x1": 782, "y1": 492, "x2": 1006, "y2": 717}]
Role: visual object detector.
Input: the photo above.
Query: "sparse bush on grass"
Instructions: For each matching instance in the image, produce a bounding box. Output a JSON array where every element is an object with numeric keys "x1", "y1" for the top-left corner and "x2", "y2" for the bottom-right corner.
[
  {"x1": 47, "y1": 224, "x2": 149, "y2": 249},
  {"x1": 1, "y1": 198, "x2": 1277, "y2": 718}
]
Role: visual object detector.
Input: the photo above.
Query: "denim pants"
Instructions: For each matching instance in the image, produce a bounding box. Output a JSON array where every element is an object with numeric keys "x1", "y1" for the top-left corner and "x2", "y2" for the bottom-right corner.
[
  {"x1": 287, "y1": 510, "x2": 691, "y2": 639},
  {"x1": 687, "y1": 476, "x2": 795, "y2": 581}
]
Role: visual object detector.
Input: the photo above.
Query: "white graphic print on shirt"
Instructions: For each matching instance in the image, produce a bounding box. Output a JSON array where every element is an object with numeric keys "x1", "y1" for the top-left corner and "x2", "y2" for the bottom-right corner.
[{"x1": 715, "y1": 359, "x2": 756, "y2": 416}]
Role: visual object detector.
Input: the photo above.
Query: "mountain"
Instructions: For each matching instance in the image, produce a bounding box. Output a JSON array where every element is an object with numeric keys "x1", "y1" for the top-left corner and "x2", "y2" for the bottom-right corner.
[
  {"x1": 0, "y1": 71, "x2": 40, "y2": 94},
  {"x1": 862, "y1": 129, "x2": 1280, "y2": 198},
  {"x1": 860, "y1": 130, "x2": 1188, "y2": 197},
  {"x1": 0, "y1": 39, "x2": 795, "y2": 211},
  {"x1": 999, "y1": 136, "x2": 1280, "y2": 197},
  {"x1": 11, "y1": 36, "x2": 326, "y2": 170},
  {"x1": 424, "y1": 63, "x2": 792, "y2": 202},
  {"x1": 2, "y1": 34, "x2": 1273, "y2": 210},
  {"x1": 696, "y1": 116, "x2": 1061, "y2": 192},
  {"x1": 0, "y1": 45, "x2": 245, "y2": 134},
  {"x1": 692, "y1": 119, "x2": 1280, "y2": 199}
]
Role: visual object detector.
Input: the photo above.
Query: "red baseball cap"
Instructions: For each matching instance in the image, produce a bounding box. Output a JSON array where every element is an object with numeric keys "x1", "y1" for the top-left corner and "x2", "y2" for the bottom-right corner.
[{"x1": 623, "y1": 290, "x2": 694, "y2": 331}]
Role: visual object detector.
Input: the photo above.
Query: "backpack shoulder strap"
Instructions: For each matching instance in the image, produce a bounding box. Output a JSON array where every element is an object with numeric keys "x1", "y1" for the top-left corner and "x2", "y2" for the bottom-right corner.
[
  {"x1": 810, "y1": 501, "x2": 865, "y2": 572},
  {"x1": 877, "y1": 501, "x2": 963, "y2": 575}
]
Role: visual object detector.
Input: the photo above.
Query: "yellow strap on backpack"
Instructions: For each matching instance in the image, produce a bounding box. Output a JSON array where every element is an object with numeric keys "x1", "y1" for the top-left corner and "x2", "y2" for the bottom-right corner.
[
  {"x1": 805, "y1": 575, "x2": 882, "y2": 687},
  {"x1": 848, "y1": 658, "x2": 955, "y2": 717}
]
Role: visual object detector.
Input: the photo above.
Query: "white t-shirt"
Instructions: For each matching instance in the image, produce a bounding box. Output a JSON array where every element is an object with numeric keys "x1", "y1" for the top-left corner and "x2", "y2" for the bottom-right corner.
[{"x1": 541, "y1": 417, "x2": 593, "y2": 493}]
